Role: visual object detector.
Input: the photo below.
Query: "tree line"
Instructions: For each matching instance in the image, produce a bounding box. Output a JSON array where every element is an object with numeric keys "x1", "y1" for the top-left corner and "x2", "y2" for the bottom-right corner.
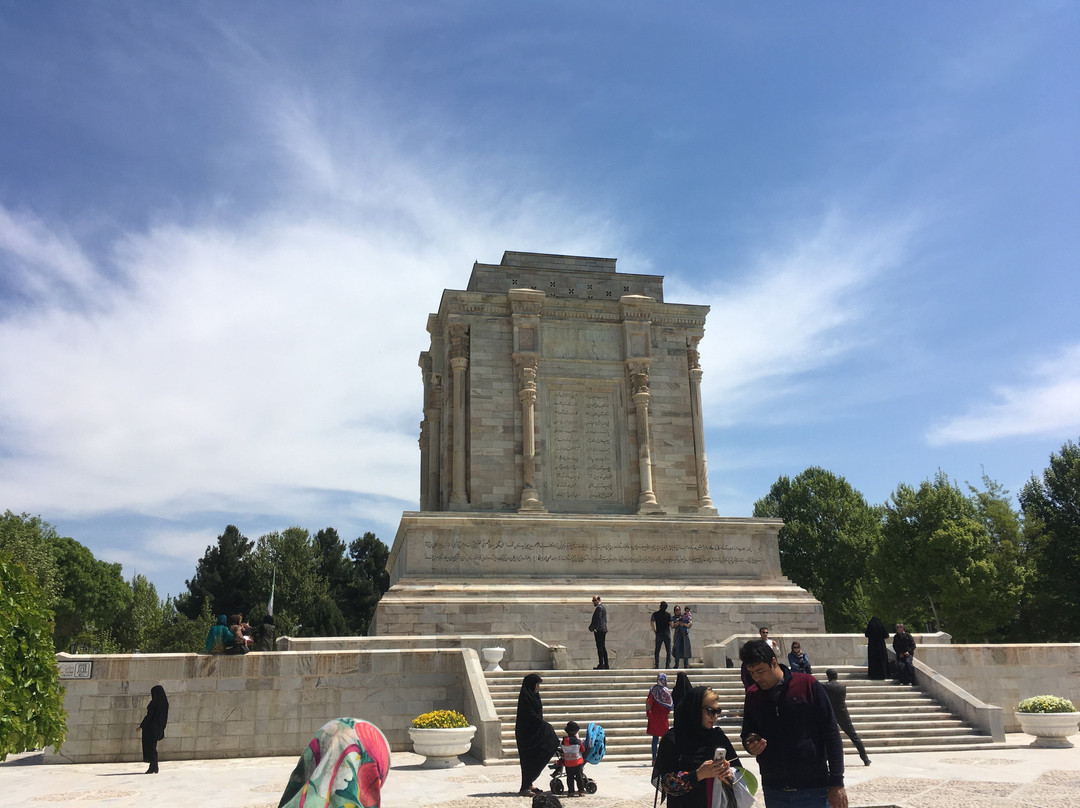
[
  {"x1": 753, "y1": 438, "x2": 1080, "y2": 643},
  {"x1": 0, "y1": 514, "x2": 390, "y2": 655}
]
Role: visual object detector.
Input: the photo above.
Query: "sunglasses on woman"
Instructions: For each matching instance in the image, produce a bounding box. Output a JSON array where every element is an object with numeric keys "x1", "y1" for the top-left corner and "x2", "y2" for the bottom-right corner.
[{"x1": 703, "y1": 706, "x2": 722, "y2": 717}]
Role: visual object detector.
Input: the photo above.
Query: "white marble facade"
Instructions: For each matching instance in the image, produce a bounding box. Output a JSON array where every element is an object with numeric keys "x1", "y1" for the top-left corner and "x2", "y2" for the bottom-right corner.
[{"x1": 379, "y1": 251, "x2": 826, "y2": 662}]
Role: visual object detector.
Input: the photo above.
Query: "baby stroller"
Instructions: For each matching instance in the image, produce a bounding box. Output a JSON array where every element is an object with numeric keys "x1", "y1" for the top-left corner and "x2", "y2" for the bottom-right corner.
[{"x1": 548, "y1": 722, "x2": 604, "y2": 796}]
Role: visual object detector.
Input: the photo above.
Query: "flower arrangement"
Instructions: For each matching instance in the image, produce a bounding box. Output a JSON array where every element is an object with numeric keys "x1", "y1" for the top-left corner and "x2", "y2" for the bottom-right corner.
[
  {"x1": 1018, "y1": 695, "x2": 1077, "y2": 714},
  {"x1": 411, "y1": 709, "x2": 470, "y2": 729}
]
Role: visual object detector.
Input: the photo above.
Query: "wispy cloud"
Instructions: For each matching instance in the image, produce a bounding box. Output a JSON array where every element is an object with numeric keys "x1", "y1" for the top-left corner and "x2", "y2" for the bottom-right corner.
[
  {"x1": 0, "y1": 72, "x2": 627, "y2": 531},
  {"x1": 926, "y1": 344, "x2": 1080, "y2": 445},
  {"x1": 0, "y1": 206, "x2": 105, "y2": 309},
  {"x1": 668, "y1": 210, "x2": 917, "y2": 426}
]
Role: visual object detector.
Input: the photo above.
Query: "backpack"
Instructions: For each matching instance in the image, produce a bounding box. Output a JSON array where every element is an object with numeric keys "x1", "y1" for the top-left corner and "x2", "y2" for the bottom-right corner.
[{"x1": 583, "y1": 722, "x2": 605, "y2": 764}]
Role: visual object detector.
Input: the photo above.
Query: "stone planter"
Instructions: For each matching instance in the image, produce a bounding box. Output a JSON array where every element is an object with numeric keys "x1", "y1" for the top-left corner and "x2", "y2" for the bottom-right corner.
[
  {"x1": 481, "y1": 646, "x2": 506, "y2": 671},
  {"x1": 408, "y1": 726, "x2": 477, "y2": 768},
  {"x1": 1017, "y1": 712, "x2": 1080, "y2": 748}
]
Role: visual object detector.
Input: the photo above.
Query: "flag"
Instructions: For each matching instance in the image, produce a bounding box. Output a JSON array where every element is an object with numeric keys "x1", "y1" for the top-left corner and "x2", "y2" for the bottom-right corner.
[{"x1": 267, "y1": 567, "x2": 275, "y2": 617}]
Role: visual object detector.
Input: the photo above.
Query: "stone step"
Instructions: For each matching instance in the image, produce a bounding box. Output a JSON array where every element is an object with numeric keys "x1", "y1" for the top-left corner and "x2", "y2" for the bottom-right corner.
[{"x1": 486, "y1": 667, "x2": 997, "y2": 761}]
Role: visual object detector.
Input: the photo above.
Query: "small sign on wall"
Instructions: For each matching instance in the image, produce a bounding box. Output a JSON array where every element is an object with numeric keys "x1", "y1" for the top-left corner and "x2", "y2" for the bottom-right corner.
[{"x1": 58, "y1": 660, "x2": 93, "y2": 679}]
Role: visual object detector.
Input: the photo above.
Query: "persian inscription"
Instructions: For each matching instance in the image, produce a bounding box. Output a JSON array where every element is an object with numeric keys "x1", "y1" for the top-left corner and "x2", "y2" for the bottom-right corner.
[
  {"x1": 550, "y1": 388, "x2": 619, "y2": 502},
  {"x1": 419, "y1": 535, "x2": 766, "y2": 569},
  {"x1": 58, "y1": 660, "x2": 94, "y2": 679}
]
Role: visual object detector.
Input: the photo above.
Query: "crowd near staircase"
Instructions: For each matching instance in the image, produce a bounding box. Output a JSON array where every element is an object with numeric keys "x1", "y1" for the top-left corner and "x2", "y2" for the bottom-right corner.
[{"x1": 486, "y1": 666, "x2": 998, "y2": 763}]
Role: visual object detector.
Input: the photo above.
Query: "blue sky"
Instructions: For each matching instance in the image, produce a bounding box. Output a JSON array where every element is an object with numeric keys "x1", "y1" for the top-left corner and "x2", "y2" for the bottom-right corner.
[{"x1": 1, "y1": 2, "x2": 1077, "y2": 600}]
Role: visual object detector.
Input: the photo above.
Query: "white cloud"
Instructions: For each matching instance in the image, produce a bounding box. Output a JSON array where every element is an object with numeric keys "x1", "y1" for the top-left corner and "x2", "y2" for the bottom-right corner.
[
  {"x1": 0, "y1": 206, "x2": 104, "y2": 306},
  {"x1": 668, "y1": 210, "x2": 916, "y2": 426},
  {"x1": 926, "y1": 344, "x2": 1080, "y2": 445},
  {"x1": 0, "y1": 89, "x2": 626, "y2": 527}
]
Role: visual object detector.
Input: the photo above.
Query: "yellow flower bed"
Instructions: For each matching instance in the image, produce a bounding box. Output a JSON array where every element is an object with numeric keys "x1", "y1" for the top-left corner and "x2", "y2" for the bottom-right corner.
[
  {"x1": 411, "y1": 709, "x2": 470, "y2": 729},
  {"x1": 1018, "y1": 695, "x2": 1076, "y2": 714}
]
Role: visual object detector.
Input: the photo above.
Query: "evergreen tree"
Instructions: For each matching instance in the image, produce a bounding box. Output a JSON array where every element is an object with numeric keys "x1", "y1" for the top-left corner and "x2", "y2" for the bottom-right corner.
[{"x1": 176, "y1": 525, "x2": 254, "y2": 620}]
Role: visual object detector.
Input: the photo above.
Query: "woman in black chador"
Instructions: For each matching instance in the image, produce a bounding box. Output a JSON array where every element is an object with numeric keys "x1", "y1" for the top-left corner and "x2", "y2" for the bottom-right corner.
[
  {"x1": 513, "y1": 673, "x2": 559, "y2": 796},
  {"x1": 864, "y1": 616, "x2": 890, "y2": 680},
  {"x1": 137, "y1": 685, "x2": 169, "y2": 773}
]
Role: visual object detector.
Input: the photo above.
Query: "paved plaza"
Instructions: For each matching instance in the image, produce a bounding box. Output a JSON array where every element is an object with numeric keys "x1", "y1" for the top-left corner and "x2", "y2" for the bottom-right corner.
[{"x1": 3, "y1": 734, "x2": 1078, "y2": 808}]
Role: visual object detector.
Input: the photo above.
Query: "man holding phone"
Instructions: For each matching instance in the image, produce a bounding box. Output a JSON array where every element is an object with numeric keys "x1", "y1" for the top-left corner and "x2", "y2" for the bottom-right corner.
[{"x1": 739, "y1": 639, "x2": 847, "y2": 808}]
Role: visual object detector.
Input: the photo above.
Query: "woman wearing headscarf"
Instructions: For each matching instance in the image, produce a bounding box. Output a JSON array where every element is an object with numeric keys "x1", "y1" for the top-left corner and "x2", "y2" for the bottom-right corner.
[
  {"x1": 652, "y1": 686, "x2": 741, "y2": 808},
  {"x1": 646, "y1": 672, "x2": 674, "y2": 760},
  {"x1": 136, "y1": 685, "x2": 169, "y2": 774},
  {"x1": 864, "y1": 616, "x2": 890, "y2": 680},
  {"x1": 204, "y1": 614, "x2": 234, "y2": 654},
  {"x1": 278, "y1": 717, "x2": 390, "y2": 808},
  {"x1": 514, "y1": 673, "x2": 559, "y2": 796},
  {"x1": 671, "y1": 672, "x2": 693, "y2": 718}
]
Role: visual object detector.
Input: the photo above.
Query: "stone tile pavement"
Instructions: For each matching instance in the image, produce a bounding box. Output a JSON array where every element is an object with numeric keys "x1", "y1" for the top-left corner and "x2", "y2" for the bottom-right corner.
[{"x1": 2, "y1": 735, "x2": 1078, "y2": 807}]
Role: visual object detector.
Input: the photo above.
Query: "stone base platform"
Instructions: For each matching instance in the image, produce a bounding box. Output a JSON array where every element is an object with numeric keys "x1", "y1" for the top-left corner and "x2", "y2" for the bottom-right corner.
[{"x1": 374, "y1": 512, "x2": 825, "y2": 668}]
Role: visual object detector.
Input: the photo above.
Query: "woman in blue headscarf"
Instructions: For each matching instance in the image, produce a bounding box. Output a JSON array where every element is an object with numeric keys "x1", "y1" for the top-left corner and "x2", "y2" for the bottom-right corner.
[{"x1": 204, "y1": 614, "x2": 234, "y2": 654}]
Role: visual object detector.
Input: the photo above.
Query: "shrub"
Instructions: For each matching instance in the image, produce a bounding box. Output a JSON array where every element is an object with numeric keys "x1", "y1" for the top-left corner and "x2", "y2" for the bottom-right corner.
[
  {"x1": 1017, "y1": 695, "x2": 1076, "y2": 713},
  {"x1": 411, "y1": 709, "x2": 469, "y2": 729}
]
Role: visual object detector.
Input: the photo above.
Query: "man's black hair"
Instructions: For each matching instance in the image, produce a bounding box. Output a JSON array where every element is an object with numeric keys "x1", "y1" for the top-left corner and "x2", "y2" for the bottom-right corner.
[
  {"x1": 739, "y1": 638, "x2": 777, "y2": 666},
  {"x1": 532, "y1": 793, "x2": 563, "y2": 808},
  {"x1": 826, "y1": 668, "x2": 839, "y2": 681},
  {"x1": 660, "y1": 601, "x2": 668, "y2": 609}
]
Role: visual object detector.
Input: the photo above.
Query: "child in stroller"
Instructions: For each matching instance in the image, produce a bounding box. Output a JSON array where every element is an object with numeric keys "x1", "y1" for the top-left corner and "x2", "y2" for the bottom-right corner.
[{"x1": 548, "y1": 721, "x2": 598, "y2": 796}]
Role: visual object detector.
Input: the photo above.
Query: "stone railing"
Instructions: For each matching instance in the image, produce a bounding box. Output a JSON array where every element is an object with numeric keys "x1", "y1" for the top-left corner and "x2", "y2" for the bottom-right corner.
[
  {"x1": 277, "y1": 633, "x2": 554, "y2": 671},
  {"x1": 917, "y1": 644, "x2": 1080, "y2": 732},
  {"x1": 49, "y1": 646, "x2": 503, "y2": 764},
  {"x1": 705, "y1": 632, "x2": 953, "y2": 669}
]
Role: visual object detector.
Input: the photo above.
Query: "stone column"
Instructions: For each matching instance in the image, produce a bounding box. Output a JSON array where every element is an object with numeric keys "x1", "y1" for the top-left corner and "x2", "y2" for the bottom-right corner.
[
  {"x1": 621, "y1": 295, "x2": 664, "y2": 514},
  {"x1": 627, "y1": 358, "x2": 663, "y2": 513},
  {"x1": 448, "y1": 321, "x2": 469, "y2": 508},
  {"x1": 510, "y1": 288, "x2": 546, "y2": 512},
  {"x1": 516, "y1": 358, "x2": 545, "y2": 511},
  {"x1": 687, "y1": 336, "x2": 718, "y2": 515}
]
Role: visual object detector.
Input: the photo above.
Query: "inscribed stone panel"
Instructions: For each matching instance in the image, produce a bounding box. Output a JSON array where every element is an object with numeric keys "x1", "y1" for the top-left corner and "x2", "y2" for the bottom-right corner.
[{"x1": 540, "y1": 380, "x2": 630, "y2": 513}]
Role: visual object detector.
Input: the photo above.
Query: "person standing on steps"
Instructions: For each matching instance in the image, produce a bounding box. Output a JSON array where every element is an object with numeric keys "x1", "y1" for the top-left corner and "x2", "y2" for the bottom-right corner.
[
  {"x1": 651, "y1": 601, "x2": 673, "y2": 669},
  {"x1": 589, "y1": 595, "x2": 609, "y2": 669},
  {"x1": 892, "y1": 623, "x2": 916, "y2": 685},
  {"x1": 823, "y1": 669, "x2": 871, "y2": 767},
  {"x1": 863, "y1": 617, "x2": 889, "y2": 680}
]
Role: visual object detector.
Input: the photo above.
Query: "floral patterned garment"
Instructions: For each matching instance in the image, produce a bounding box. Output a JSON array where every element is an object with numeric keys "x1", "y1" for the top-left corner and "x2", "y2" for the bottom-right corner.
[{"x1": 278, "y1": 718, "x2": 391, "y2": 808}]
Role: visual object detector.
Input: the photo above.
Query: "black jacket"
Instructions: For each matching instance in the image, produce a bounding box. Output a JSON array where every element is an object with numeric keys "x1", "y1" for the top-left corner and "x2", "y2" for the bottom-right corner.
[{"x1": 741, "y1": 670, "x2": 844, "y2": 790}]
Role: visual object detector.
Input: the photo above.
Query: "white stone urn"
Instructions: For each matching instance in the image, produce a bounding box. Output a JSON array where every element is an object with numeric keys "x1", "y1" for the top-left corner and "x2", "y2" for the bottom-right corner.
[
  {"x1": 408, "y1": 726, "x2": 477, "y2": 767},
  {"x1": 1017, "y1": 711, "x2": 1080, "y2": 747},
  {"x1": 481, "y1": 646, "x2": 506, "y2": 671}
]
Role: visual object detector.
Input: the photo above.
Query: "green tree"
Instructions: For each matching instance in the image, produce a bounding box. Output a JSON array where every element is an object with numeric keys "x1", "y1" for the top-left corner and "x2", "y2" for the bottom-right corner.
[
  {"x1": 250, "y1": 527, "x2": 348, "y2": 636},
  {"x1": 0, "y1": 512, "x2": 61, "y2": 605},
  {"x1": 145, "y1": 597, "x2": 214, "y2": 653},
  {"x1": 876, "y1": 471, "x2": 1023, "y2": 641},
  {"x1": 47, "y1": 536, "x2": 132, "y2": 652},
  {"x1": 112, "y1": 574, "x2": 168, "y2": 652},
  {"x1": 176, "y1": 525, "x2": 254, "y2": 620},
  {"x1": 347, "y1": 531, "x2": 390, "y2": 635},
  {"x1": 0, "y1": 553, "x2": 67, "y2": 759},
  {"x1": 753, "y1": 467, "x2": 881, "y2": 631},
  {"x1": 1019, "y1": 439, "x2": 1080, "y2": 641}
]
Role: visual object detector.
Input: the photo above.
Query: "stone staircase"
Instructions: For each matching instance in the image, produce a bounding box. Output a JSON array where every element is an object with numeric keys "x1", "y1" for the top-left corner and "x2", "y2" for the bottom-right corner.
[{"x1": 485, "y1": 667, "x2": 999, "y2": 762}]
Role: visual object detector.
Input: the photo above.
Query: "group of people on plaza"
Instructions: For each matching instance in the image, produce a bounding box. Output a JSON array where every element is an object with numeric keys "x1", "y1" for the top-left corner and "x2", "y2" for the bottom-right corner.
[
  {"x1": 643, "y1": 639, "x2": 851, "y2": 808},
  {"x1": 651, "y1": 601, "x2": 695, "y2": 669},
  {"x1": 203, "y1": 612, "x2": 277, "y2": 654},
  {"x1": 133, "y1": 604, "x2": 919, "y2": 808}
]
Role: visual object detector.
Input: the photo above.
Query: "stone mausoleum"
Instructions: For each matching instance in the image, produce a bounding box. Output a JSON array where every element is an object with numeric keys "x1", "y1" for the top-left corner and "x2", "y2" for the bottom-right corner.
[{"x1": 373, "y1": 252, "x2": 824, "y2": 667}]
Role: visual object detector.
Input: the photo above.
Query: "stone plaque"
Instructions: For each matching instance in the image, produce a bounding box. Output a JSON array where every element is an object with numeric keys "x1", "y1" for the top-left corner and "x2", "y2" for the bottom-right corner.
[
  {"x1": 544, "y1": 383, "x2": 625, "y2": 509},
  {"x1": 58, "y1": 660, "x2": 93, "y2": 679}
]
